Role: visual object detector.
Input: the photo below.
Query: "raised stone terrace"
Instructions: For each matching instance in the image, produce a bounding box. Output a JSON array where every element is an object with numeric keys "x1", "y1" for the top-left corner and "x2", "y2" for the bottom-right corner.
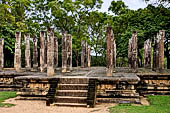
[{"x1": 1, "y1": 67, "x2": 170, "y2": 107}]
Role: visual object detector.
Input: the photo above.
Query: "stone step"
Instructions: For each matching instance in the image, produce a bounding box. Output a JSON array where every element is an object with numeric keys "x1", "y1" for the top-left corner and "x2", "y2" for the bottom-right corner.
[
  {"x1": 97, "y1": 98, "x2": 141, "y2": 104},
  {"x1": 59, "y1": 78, "x2": 89, "y2": 84},
  {"x1": 58, "y1": 84, "x2": 88, "y2": 90},
  {"x1": 52, "y1": 103, "x2": 87, "y2": 107},
  {"x1": 57, "y1": 90, "x2": 88, "y2": 97},
  {"x1": 54, "y1": 96, "x2": 87, "y2": 103},
  {"x1": 16, "y1": 96, "x2": 47, "y2": 100},
  {"x1": 0, "y1": 84, "x2": 22, "y2": 88}
]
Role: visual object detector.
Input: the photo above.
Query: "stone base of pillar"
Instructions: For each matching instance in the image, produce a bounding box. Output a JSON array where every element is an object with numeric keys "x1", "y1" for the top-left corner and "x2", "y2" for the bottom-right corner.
[
  {"x1": 40, "y1": 66, "x2": 47, "y2": 72},
  {"x1": 62, "y1": 68, "x2": 67, "y2": 73},
  {"x1": 15, "y1": 68, "x2": 22, "y2": 72},
  {"x1": 106, "y1": 68, "x2": 112, "y2": 76},
  {"x1": 47, "y1": 67, "x2": 54, "y2": 76},
  {"x1": 33, "y1": 64, "x2": 38, "y2": 71}
]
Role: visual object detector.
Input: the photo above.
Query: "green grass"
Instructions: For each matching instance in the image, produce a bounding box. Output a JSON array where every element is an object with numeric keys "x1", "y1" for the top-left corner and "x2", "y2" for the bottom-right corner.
[
  {"x1": 0, "y1": 91, "x2": 17, "y2": 107},
  {"x1": 110, "y1": 95, "x2": 170, "y2": 113}
]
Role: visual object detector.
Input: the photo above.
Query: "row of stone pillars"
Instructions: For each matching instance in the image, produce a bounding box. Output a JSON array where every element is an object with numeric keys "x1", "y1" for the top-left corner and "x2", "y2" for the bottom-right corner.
[
  {"x1": 0, "y1": 28, "x2": 91, "y2": 76},
  {"x1": 106, "y1": 27, "x2": 165, "y2": 76},
  {"x1": 143, "y1": 30, "x2": 165, "y2": 72},
  {"x1": 12, "y1": 29, "x2": 59, "y2": 76},
  {"x1": 0, "y1": 27, "x2": 165, "y2": 75},
  {"x1": 128, "y1": 30, "x2": 165, "y2": 72}
]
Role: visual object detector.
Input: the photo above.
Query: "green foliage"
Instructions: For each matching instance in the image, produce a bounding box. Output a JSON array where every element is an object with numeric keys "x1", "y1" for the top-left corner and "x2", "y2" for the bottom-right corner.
[
  {"x1": 110, "y1": 95, "x2": 170, "y2": 113},
  {"x1": 109, "y1": 0, "x2": 128, "y2": 15},
  {"x1": 0, "y1": 91, "x2": 17, "y2": 107}
]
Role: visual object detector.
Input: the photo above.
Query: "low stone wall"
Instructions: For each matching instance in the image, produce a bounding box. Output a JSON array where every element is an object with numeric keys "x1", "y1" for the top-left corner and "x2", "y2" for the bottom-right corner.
[
  {"x1": 0, "y1": 71, "x2": 26, "y2": 91},
  {"x1": 137, "y1": 73, "x2": 170, "y2": 96},
  {"x1": 96, "y1": 74, "x2": 140, "y2": 104},
  {"x1": 15, "y1": 76, "x2": 59, "y2": 100},
  {"x1": 1, "y1": 69, "x2": 170, "y2": 105}
]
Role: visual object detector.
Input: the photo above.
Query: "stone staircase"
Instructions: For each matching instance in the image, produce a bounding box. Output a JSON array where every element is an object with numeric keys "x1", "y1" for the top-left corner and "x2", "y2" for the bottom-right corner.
[{"x1": 47, "y1": 78, "x2": 89, "y2": 107}]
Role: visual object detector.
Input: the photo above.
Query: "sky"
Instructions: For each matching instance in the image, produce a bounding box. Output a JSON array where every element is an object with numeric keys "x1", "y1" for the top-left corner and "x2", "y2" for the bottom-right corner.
[{"x1": 99, "y1": 0, "x2": 148, "y2": 13}]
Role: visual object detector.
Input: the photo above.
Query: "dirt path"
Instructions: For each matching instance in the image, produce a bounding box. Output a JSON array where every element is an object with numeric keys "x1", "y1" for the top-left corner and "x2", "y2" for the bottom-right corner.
[{"x1": 0, "y1": 98, "x2": 115, "y2": 113}]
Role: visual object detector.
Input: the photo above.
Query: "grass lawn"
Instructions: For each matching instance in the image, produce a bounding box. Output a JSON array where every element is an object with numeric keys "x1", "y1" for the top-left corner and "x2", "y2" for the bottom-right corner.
[
  {"x1": 0, "y1": 91, "x2": 17, "y2": 107},
  {"x1": 110, "y1": 95, "x2": 170, "y2": 113}
]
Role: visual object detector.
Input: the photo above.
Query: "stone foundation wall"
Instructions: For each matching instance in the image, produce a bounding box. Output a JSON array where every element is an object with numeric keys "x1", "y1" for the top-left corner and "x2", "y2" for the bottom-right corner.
[
  {"x1": 15, "y1": 77, "x2": 59, "y2": 100},
  {"x1": 137, "y1": 74, "x2": 170, "y2": 96},
  {"x1": 0, "y1": 73, "x2": 24, "y2": 91},
  {"x1": 1, "y1": 71, "x2": 170, "y2": 104},
  {"x1": 96, "y1": 80, "x2": 140, "y2": 104}
]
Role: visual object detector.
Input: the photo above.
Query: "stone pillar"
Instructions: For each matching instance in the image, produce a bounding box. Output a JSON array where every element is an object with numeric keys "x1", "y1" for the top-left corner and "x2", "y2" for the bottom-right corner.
[
  {"x1": 44, "y1": 39, "x2": 48, "y2": 68},
  {"x1": 128, "y1": 38, "x2": 132, "y2": 68},
  {"x1": 158, "y1": 30, "x2": 165, "y2": 71},
  {"x1": 153, "y1": 30, "x2": 165, "y2": 71},
  {"x1": 88, "y1": 45, "x2": 91, "y2": 67},
  {"x1": 14, "y1": 32, "x2": 21, "y2": 72},
  {"x1": 40, "y1": 31, "x2": 45, "y2": 72},
  {"x1": 66, "y1": 34, "x2": 72, "y2": 72},
  {"x1": 47, "y1": 28, "x2": 54, "y2": 76},
  {"x1": 144, "y1": 39, "x2": 152, "y2": 68},
  {"x1": 106, "y1": 27, "x2": 113, "y2": 76},
  {"x1": 25, "y1": 34, "x2": 31, "y2": 70},
  {"x1": 0, "y1": 39, "x2": 4, "y2": 70},
  {"x1": 62, "y1": 33, "x2": 67, "y2": 72},
  {"x1": 131, "y1": 31, "x2": 138, "y2": 72},
  {"x1": 153, "y1": 34, "x2": 159, "y2": 71},
  {"x1": 128, "y1": 31, "x2": 138, "y2": 72},
  {"x1": 81, "y1": 40, "x2": 87, "y2": 68},
  {"x1": 54, "y1": 37, "x2": 58, "y2": 68},
  {"x1": 113, "y1": 39, "x2": 116, "y2": 69},
  {"x1": 33, "y1": 37, "x2": 38, "y2": 70}
]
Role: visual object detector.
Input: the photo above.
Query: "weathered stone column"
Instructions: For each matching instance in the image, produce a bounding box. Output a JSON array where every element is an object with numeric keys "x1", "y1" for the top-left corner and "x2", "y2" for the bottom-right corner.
[
  {"x1": 81, "y1": 40, "x2": 87, "y2": 68},
  {"x1": 153, "y1": 34, "x2": 159, "y2": 71},
  {"x1": 113, "y1": 39, "x2": 116, "y2": 69},
  {"x1": 44, "y1": 39, "x2": 47, "y2": 69},
  {"x1": 144, "y1": 39, "x2": 152, "y2": 68},
  {"x1": 54, "y1": 37, "x2": 58, "y2": 68},
  {"x1": 153, "y1": 30, "x2": 165, "y2": 71},
  {"x1": 131, "y1": 31, "x2": 138, "y2": 72},
  {"x1": 33, "y1": 37, "x2": 38, "y2": 70},
  {"x1": 106, "y1": 27, "x2": 113, "y2": 76},
  {"x1": 25, "y1": 34, "x2": 31, "y2": 70},
  {"x1": 62, "y1": 33, "x2": 67, "y2": 72},
  {"x1": 128, "y1": 31, "x2": 138, "y2": 72},
  {"x1": 158, "y1": 30, "x2": 165, "y2": 71},
  {"x1": 66, "y1": 34, "x2": 72, "y2": 72},
  {"x1": 47, "y1": 28, "x2": 54, "y2": 76},
  {"x1": 14, "y1": 32, "x2": 21, "y2": 72},
  {"x1": 0, "y1": 39, "x2": 4, "y2": 70},
  {"x1": 128, "y1": 38, "x2": 132, "y2": 68},
  {"x1": 40, "y1": 31, "x2": 45, "y2": 72},
  {"x1": 88, "y1": 45, "x2": 91, "y2": 67}
]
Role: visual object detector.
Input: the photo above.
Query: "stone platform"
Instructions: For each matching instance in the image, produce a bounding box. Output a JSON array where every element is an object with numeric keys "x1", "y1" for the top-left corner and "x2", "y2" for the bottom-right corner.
[{"x1": 1, "y1": 67, "x2": 170, "y2": 107}]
